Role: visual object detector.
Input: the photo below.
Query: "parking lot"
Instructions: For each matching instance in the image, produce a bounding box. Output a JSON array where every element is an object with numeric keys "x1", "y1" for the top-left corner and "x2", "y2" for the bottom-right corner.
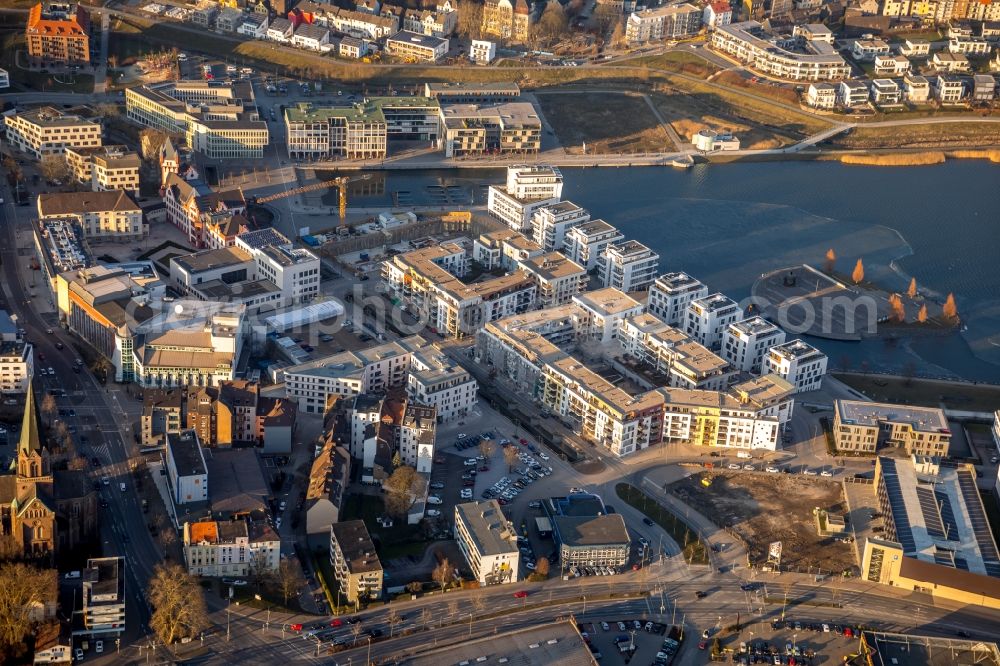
[
  {"x1": 703, "y1": 618, "x2": 865, "y2": 665},
  {"x1": 579, "y1": 619, "x2": 679, "y2": 665}
]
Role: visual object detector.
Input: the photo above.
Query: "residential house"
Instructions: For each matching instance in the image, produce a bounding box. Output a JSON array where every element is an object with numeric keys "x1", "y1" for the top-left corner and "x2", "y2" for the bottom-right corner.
[
  {"x1": 703, "y1": 0, "x2": 733, "y2": 27},
  {"x1": 330, "y1": 520, "x2": 383, "y2": 604},
  {"x1": 949, "y1": 37, "x2": 991, "y2": 55},
  {"x1": 385, "y1": 31, "x2": 449, "y2": 62},
  {"x1": 932, "y1": 51, "x2": 971, "y2": 72},
  {"x1": 292, "y1": 22, "x2": 330, "y2": 50},
  {"x1": 899, "y1": 39, "x2": 930, "y2": 58},
  {"x1": 973, "y1": 74, "x2": 996, "y2": 101},
  {"x1": 470, "y1": 39, "x2": 496, "y2": 63},
  {"x1": 237, "y1": 13, "x2": 268, "y2": 38},
  {"x1": 267, "y1": 16, "x2": 294, "y2": 41},
  {"x1": 871, "y1": 78, "x2": 902, "y2": 105},
  {"x1": 838, "y1": 79, "x2": 870, "y2": 107},
  {"x1": 904, "y1": 73, "x2": 930, "y2": 102},
  {"x1": 305, "y1": 437, "x2": 350, "y2": 545},
  {"x1": 807, "y1": 82, "x2": 837, "y2": 108},
  {"x1": 935, "y1": 75, "x2": 965, "y2": 102},
  {"x1": 873, "y1": 54, "x2": 910, "y2": 75},
  {"x1": 165, "y1": 430, "x2": 208, "y2": 505},
  {"x1": 852, "y1": 38, "x2": 890, "y2": 61}
]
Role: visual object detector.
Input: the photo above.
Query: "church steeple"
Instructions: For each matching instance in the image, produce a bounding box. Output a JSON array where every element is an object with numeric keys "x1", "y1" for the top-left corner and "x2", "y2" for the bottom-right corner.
[
  {"x1": 19, "y1": 380, "x2": 43, "y2": 457},
  {"x1": 16, "y1": 381, "x2": 49, "y2": 480}
]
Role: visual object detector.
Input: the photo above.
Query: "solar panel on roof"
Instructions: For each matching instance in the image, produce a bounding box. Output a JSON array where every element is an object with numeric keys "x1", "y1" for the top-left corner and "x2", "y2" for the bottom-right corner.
[
  {"x1": 956, "y1": 470, "x2": 1000, "y2": 569},
  {"x1": 881, "y1": 459, "x2": 917, "y2": 553},
  {"x1": 935, "y1": 490, "x2": 960, "y2": 542},
  {"x1": 916, "y1": 485, "x2": 946, "y2": 540}
]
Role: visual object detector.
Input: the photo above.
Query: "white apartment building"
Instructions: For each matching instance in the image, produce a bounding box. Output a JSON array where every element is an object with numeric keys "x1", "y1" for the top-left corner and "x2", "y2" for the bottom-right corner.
[
  {"x1": 711, "y1": 21, "x2": 850, "y2": 81},
  {"x1": 407, "y1": 342, "x2": 479, "y2": 422},
  {"x1": 564, "y1": 219, "x2": 624, "y2": 270},
  {"x1": 37, "y1": 190, "x2": 145, "y2": 243},
  {"x1": 899, "y1": 39, "x2": 930, "y2": 58},
  {"x1": 487, "y1": 165, "x2": 564, "y2": 231},
  {"x1": 64, "y1": 145, "x2": 141, "y2": 195},
  {"x1": 382, "y1": 244, "x2": 536, "y2": 339},
  {"x1": 454, "y1": 500, "x2": 520, "y2": 585},
  {"x1": 720, "y1": 316, "x2": 786, "y2": 373},
  {"x1": 165, "y1": 430, "x2": 208, "y2": 505},
  {"x1": 658, "y1": 380, "x2": 790, "y2": 451},
  {"x1": 599, "y1": 240, "x2": 660, "y2": 293},
  {"x1": 469, "y1": 39, "x2": 496, "y2": 63},
  {"x1": 472, "y1": 230, "x2": 543, "y2": 271},
  {"x1": 284, "y1": 340, "x2": 412, "y2": 413},
  {"x1": 385, "y1": 30, "x2": 449, "y2": 62},
  {"x1": 0, "y1": 311, "x2": 32, "y2": 394},
  {"x1": 183, "y1": 519, "x2": 280, "y2": 577},
  {"x1": 685, "y1": 292, "x2": 743, "y2": 349},
  {"x1": 518, "y1": 252, "x2": 588, "y2": 307},
  {"x1": 949, "y1": 37, "x2": 991, "y2": 55},
  {"x1": 573, "y1": 288, "x2": 644, "y2": 346},
  {"x1": 625, "y1": 3, "x2": 702, "y2": 43},
  {"x1": 4, "y1": 106, "x2": 102, "y2": 159},
  {"x1": 765, "y1": 339, "x2": 827, "y2": 393},
  {"x1": 807, "y1": 82, "x2": 837, "y2": 109},
  {"x1": 647, "y1": 272, "x2": 709, "y2": 327},
  {"x1": 619, "y1": 314, "x2": 733, "y2": 391},
  {"x1": 530, "y1": 200, "x2": 590, "y2": 251}
]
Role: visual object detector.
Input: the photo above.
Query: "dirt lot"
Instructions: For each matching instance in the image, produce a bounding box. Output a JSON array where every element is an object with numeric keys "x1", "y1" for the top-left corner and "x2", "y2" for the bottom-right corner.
[
  {"x1": 668, "y1": 471, "x2": 855, "y2": 574},
  {"x1": 536, "y1": 92, "x2": 673, "y2": 154},
  {"x1": 650, "y1": 85, "x2": 827, "y2": 150}
]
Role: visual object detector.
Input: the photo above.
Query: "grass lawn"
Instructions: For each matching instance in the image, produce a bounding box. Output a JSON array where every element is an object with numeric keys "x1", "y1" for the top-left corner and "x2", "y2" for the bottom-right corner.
[
  {"x1": 615, "y1": 483, "x2": 710, "y2": 565},
  {"x1": 833, "y1": 373, "x2": 1000, "y2": 412},
  {"x1": 629, "y1": 50, "x2": 720, "y2": 77},
  {"x1": 827, "y1": 123, "x2": 1000, "y2": 149},
  {"x1": 340, "y1": 493, "x2": 430, "y2": 561},
  {"x1": 535, "y1": 92, "x2": 672, "y2": 154}
]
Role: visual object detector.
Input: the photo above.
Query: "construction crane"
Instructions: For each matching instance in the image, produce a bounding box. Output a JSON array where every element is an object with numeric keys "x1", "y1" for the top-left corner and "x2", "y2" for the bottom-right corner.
[{"x1": 251, "y1": 173, "x2": 373, "y2": 221}]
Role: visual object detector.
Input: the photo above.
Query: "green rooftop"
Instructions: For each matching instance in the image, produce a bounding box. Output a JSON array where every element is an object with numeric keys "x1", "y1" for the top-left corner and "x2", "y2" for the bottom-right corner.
[{"x1": 285, "y1": 97, "x2": 440, "y2": 124}]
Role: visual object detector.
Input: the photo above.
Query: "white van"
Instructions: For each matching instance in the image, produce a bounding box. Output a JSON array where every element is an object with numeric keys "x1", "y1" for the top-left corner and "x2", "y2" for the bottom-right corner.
[{"x1": 736, "y1": 451, "x2": 752, "y2": 459}]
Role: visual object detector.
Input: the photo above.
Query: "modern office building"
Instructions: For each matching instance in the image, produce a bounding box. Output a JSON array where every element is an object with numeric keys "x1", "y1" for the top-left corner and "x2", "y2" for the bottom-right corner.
[
  {"x1": 764, "y1": 339, "x2": 827, "y2": 392},
  {"x1": 4, "y1": 106, "x2": 101, "y2": 159},
  {"x1": 330, "y1": 520, "x2": 384, "y2": 604},
  {"x1": 438, "y1": 102, "x2": 542, "y2": 157},
  {"x1": 424, "y1": 82, "x2": 520, "y2": 104},
  {"x1": 454, "y1": 500, "x2": 520, "y2": 585},
  {"x1": 125, "y1": 80, "x2": 269, "y2": 160},
  {"x1": 552, "y1": 514, "x2": 631, "y2": 567},
  {"x1": 833, "y1": 401, "x2": 951, "y2": 456}
]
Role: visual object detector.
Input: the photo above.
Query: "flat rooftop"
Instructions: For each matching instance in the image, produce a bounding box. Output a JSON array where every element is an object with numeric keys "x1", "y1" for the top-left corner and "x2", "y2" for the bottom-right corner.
[
  {"x1": 330, "y1": 520, "x2": 382, "y2": 574},
  {"x1": 553, "y1": 514, "x2": 630, "y2": 547},
  {"x1": 520, "y1": 252, "x2": 585, "y2": 281},
  {"x1": 770, "y1": 339, "x2": 824, "y2": 361},
  {"x1": 860, "y1": 631, "x2": 1000, "y2": 666},
  {"x1": 455, "y1": 500, "x2": 519, "y2": 557},
  {"x1": 439, "y1": 102, "x2": 541, "y2": 130},
  {"x1": 573, "y1": 287, "x2": 642, "y2": 316},
  {"x1": 837, "y1": 400, "x2": 948, "y2": 432},
  {"x1": 403, "y1": 621, "x2": 596, "y2": 666},
  {"x1": 654, "y1": 271, "x2": 705, "y2": 293},
  {"x1": 729, "y1": 316, "x2": 782, "y2": 337},
  {"x1": 166, "y1": 430, "x2": 206, "y2": 478},
  {"x1": 691, "y1": 292, "x2": 739, "y2": 313},
  {"x1": 172, "y1": 246, "x2": 252, "y2": 274}
]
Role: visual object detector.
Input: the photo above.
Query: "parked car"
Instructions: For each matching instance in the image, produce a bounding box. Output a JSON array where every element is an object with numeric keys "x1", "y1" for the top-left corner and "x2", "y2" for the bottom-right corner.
[
  {"x1": 426, "y1": 509, "x2": 441, "y2": 517},
  {"x1": 643, "y1": 518, "x2": 655, "y2": 527},
  {"x1": 513, "y1": 590, "x2": 528, "y2": 598}
]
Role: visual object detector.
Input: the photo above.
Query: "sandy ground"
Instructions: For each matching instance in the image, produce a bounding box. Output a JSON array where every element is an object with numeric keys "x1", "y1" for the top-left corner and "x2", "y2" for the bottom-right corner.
[{"x1": 668, "y1": 471, "x2": 856, "y2": 574}]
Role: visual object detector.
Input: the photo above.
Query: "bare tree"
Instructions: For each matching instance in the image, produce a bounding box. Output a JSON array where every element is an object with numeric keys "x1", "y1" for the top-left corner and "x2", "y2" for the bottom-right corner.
[
  {"x1": 148, "y1": 563, "x2": 209, "y2": 645},
  {"x1": 610, "y1": 19, "x2": 626, "y2": 47},
  {"x1": 41, "y1": 393, "x2": 57, "y2": 428},
  {"x1": 534, "y1": 1, "x2": 569, "y2": 47},
  {"x1": 39, "y1": 157, "x2": 71, "y2": 184},
  {"x1": 534, "y1": 557, "x2": 550, "y2": 577},
  {"x1": 387, "y1": 608, "x2": 401, "y2": 637},
  {"x1": 277, "y1": 557, "x2": 305, "y2": 605},
  {"x1": 247, "y1": 549, "x2": 273, "y2": 590},
  {"x1": 419, "y1": 606, "x2": 434, "y2": 630},
  {"x1": 471, "y1": 594, "x2": 486, "y2": 615},
  {"x1": 478, "y1": 439, "x2": 496, "y2": 461},
  {"x1": 433, "y1": 557, "x2": 454, "y2": 593},
  {"x1": 139, "y1": 128, "x2": 169, "y2": 161},
  {"x1": 457, "y1": 0, "x2": 483, "y2": 39},
  {"x1": 350, "y1": 621, "x2": 364, "y2": 646},
  {"x1": 383, "y1": 465, "x2": 422, "y2": 518},
  {"x1": 503, "y1": 445, "x2": 518, "y2": 472},
  {"x1": 0, "y1": 563, "x2": 56, "y2": 651}
]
